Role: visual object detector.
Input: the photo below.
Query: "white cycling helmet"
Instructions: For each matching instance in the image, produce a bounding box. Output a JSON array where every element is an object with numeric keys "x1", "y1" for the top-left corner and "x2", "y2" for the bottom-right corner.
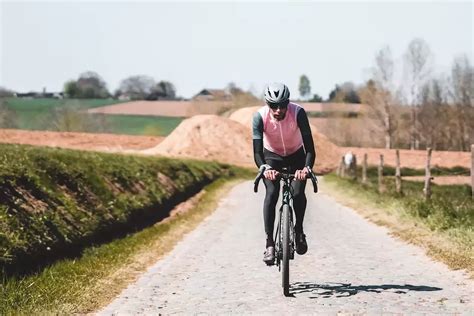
[{"x1": 264, "y1": 82, "x2": 290, "y2": 105}]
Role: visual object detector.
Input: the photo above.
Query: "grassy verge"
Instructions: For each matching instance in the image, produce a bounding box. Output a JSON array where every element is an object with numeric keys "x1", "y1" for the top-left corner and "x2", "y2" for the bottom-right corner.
[
  {"x1": 1, "y1": 176, "x2": 251, "y2": 314},
  {"x1": 323, "y1": 173, "x2": 473, "y2": 276},
  {"x1": 0, "y1": 143, "x2": 240, "y2": 274}
]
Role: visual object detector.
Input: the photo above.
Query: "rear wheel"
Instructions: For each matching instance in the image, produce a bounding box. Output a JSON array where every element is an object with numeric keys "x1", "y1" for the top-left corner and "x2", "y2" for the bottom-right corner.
[{"x1": 282, "y1": 204, "x2": 290, "y2": 296}]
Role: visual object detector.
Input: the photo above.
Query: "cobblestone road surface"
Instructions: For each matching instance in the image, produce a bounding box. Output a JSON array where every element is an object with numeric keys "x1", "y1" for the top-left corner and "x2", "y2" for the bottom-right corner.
[{"x1": 99, "y1": 180, "x2": 473, "y2": 315}]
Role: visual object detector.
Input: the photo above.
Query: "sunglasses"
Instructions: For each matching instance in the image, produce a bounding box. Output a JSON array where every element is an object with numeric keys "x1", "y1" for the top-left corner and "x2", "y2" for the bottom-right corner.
[{"x1": 268, "y1": 102, "x2": 288, "y2": 110}]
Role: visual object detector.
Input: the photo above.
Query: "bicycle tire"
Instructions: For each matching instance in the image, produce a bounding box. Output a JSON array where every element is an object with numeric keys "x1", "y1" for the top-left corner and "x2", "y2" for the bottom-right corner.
[{"x1": 282, "y1": 204, "x2": 290, "y2": 296}]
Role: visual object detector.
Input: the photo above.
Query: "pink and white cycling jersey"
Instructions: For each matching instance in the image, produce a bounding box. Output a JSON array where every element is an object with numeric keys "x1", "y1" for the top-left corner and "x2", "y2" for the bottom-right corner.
[{"x1": 257, "y1": 102, "x2": 304, "y2": 156}]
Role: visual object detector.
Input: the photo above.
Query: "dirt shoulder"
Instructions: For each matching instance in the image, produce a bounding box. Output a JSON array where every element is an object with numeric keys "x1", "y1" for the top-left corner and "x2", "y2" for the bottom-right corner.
[{"x1": 0, "y1": 129, "x2": 163, "y2": 152}]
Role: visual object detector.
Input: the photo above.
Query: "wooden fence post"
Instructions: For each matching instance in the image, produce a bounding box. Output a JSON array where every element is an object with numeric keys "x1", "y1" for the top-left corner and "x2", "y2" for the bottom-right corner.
[
  {"x1": 378, "y1": 154, "x2": 385, "y2": 193},
  {"x1": 471, "y1": 145, "x2": 474, "y2": 200},
  {"x1": 423, "y1": 148, "x2": 433, "y2": 200},
  {"x1": 395, "y1": 149, "x2": 402, "y2": 194},
  {"x1": 351, "y1": 154, "x2": 357, "y2": 180},
  {"x1": 362, "y1": 153, "x2": 367, "y2": 184},
  {"x1": 340, "y1": 156, "x2": 346, "y2": 177},
  {"x1": 339, "y1": 156, "x2": 344, "y2": 177}
]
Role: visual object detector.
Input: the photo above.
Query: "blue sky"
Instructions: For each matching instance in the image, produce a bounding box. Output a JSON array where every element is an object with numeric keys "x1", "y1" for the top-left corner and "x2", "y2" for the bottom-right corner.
[{"x1": 1, "y1": 1, "x2": 472, "y2": 99}]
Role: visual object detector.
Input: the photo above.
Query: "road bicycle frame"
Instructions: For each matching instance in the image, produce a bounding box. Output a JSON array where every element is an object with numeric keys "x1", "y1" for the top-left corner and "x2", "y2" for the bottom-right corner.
[
  {"x1": 254, "y1": 165, "x2": 317, "y2": 296},
  {"x1": 274, "y1": 170, "x2": 296, "y2": 269}
]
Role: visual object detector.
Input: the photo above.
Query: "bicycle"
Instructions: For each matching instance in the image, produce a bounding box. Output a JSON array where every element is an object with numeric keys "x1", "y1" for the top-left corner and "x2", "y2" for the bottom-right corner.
[{"x1": 254, "y1": 165, "x2": 318, "y2": 297}]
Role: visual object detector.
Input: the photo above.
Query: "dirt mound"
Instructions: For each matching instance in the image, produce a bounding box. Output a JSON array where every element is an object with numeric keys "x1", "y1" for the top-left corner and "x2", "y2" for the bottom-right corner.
[
  {"x1": 0, "y1": 129, "x2": 163, "y2": 153},
  {"x1": 143, "y1": 115, "x2": 253, "y2": 167},
  {"x1": 229, "y1": 106, "x2": 341, "y2": 173},
  {"x1": 229, "y1": 106, "x2": 259, "y2": 127}
]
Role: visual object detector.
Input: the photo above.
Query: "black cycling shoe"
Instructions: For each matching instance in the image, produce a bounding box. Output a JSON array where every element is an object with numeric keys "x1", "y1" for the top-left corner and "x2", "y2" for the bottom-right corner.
[
  {"x1": 295, "y1": 233, "x2": 308, "y2": 255},
  {"x1": 263, "y1": 246, "x2": 275, "y2": 265}
]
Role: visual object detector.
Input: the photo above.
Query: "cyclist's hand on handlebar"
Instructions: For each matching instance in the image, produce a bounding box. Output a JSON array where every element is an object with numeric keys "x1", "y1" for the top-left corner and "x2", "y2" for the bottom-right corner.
[
  {"x1": 264, "y1": 169, "x2": 279, "y2": 181},
  {"x1": 295, "y1": 167, "x2": 309, "y2": 181}
]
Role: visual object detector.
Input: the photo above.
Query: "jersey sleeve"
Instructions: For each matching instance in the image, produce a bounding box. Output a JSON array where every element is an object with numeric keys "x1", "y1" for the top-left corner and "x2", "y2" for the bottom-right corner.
[
  {"x1": 252, "y1": 112, "x2": 265, "y2": 167},
  {"x1": 252, "y1": 111, "x2": 264, "y2": 139},
  {"x1": 297, "y1": 108, "x2": 316, "y2": 167}
]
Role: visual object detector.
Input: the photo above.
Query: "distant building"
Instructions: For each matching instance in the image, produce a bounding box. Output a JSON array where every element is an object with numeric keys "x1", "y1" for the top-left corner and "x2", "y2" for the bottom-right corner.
[
  {"x1": 192, "y1": 89, "x2": 232, "y2": 101},
  {"x1": 14, "y1": 91, "x2": 64, "y2": 99}
]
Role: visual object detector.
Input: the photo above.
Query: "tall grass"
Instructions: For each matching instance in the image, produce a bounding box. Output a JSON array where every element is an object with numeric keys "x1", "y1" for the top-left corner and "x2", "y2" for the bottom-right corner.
[{"x1": 331, "y1": 167, "x2": 473, "y2": 232}]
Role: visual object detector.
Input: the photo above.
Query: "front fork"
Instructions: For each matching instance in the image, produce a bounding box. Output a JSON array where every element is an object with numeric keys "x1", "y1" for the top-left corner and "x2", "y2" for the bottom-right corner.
[{"x1": 274, "y1": 202, "x2": 295, "y2": 270}]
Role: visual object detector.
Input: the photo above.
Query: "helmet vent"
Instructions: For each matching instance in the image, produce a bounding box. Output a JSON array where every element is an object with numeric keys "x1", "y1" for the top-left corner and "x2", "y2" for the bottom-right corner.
[{"x1": 274, "y1": 91, "x2": 280, "y2": 98}]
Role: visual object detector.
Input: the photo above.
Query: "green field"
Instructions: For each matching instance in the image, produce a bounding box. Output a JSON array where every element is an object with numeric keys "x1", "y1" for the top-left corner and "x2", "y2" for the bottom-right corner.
[
  {"x1": 1, "y1": 98, "x2": 183, "y2": 136},
  {"x1": 3, "y1": 98, "x2": 122, "y2": 111},
  {"x1": 104, "y1": 114, "x2": 183, "y2": 136}
]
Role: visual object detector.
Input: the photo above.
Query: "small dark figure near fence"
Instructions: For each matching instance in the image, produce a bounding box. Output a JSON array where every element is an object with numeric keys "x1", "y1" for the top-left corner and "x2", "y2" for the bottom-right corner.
[{"x1": 343, "y1": 151, "x2": 357, "y2": 179}]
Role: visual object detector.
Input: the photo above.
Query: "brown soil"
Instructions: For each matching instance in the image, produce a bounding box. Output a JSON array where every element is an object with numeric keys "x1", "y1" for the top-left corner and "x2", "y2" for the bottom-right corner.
[
  {"x1": 0, "y1": 129, "x2": 163, "y2": 152},
  {"x1": 341, "y1": 147, "x2": 471, "y2": 169},
  {"x1": 142, "y1": 115, "x2": 253, "y2": 167},
  {"x1": 88, "y1": 100, "x2": 233, "y2": 117},
  {"x1": 401, "y1": 176, "x2": 471, "y2": 186}
]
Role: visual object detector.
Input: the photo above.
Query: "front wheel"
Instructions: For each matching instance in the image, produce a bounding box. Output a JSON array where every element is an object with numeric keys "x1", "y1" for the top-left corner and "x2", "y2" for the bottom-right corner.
[{"x1": 282, "y1": 204, "x2": 291, "y2": 296}]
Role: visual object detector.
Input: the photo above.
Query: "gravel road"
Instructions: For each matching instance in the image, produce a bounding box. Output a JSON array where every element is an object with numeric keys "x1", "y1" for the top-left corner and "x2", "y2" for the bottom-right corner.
[{"x1": 98, "y1": 180, "x2": 473, "y2": 315}]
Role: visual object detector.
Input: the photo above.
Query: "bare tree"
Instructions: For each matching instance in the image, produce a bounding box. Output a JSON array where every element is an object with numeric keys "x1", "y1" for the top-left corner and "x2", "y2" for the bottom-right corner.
[
  {"x1": 151, "y1": 81, "x2": 177, "y2": 100},
  {"x1": 449, "y1": 54, "x2": 474, "y2": 151},
  {"x1": 418, "y1": 78, "x2": 448, "y2": 149},
  {"x1": 0, "y1": 100, "x2": 17, "y2": 128},
  {"x1": 0, "y1": 87, "x2": 15, "y2": 97},
  {"x1": 299, "y1": 75, "x2": 311, "y2": 100},
  {"x1": 118, "y1": 75, "x2": 156, "y2": 100},
  {"x1": 359, "y1": 46, "x2": 397, "y2": 149},
  {"x1": 76, "y1": 71, "x2": 110, "y2": 98},
  {"x1": 403, "y1": 38, "x2": 432, "y2": 149}
]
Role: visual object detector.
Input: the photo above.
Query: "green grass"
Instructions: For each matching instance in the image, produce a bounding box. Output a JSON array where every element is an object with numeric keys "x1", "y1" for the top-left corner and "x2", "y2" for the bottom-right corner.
[
  {"x1": 2, "y1": 98, "x2": 124, "y2": 131},
  {"x1": 0, "y1": 143, "x2": 239, "y2": 275},
  {"x1": 1, "y1": 98, "x2": 183, "y2": 136},
  {"x1": 0, "y1": 176, "x2": 252, "y2": 314},
  {"x1": 104, "y1": 114, "x2": 183, "y2": 136},
  {"x1": 361, "y1": 165, "x2": 470, "y2": 177},
  {"x1": 3, "y1": 98, "x2": 121, "y2": 111},
  {"x1": 334, "y1": 167, "x2": 473, "y2": 231}
]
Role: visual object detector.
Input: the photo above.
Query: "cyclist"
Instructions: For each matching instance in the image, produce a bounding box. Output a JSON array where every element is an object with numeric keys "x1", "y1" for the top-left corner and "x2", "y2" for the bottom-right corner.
[{"x1": 252, "y1": 82, "x2": 316, "y2": 264}]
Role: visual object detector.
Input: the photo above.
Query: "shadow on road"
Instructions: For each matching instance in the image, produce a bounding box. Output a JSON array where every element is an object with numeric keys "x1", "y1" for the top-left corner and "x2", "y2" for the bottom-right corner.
[{"x1": 290, "y1": 282, "x2": 442, "y2": 298}]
